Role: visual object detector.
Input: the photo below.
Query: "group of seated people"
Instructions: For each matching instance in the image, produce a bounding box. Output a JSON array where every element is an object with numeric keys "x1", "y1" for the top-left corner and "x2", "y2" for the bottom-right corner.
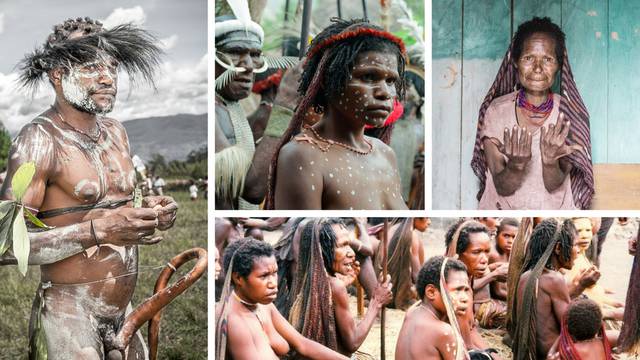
[{"x1": 214, "y1": 217, "x2": 638, "y2": 360}]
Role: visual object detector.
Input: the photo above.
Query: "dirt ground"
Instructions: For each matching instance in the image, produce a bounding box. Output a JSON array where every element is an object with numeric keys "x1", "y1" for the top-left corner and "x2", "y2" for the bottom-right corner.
[{"x1": 260, "y1": 218, "x2": 637, "y2": 359}]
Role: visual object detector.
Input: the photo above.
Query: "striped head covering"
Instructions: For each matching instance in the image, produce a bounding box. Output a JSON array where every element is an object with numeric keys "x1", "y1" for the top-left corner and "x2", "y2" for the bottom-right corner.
[{"x1": 470, "y1": 35, "x2": 594, "y2": 209}]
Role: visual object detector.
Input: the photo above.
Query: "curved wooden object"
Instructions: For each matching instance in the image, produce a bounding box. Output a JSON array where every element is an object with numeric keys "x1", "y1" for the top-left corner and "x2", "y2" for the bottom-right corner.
[{"x1": 106, "y1": 247, "x2": 208, "y2": 360}]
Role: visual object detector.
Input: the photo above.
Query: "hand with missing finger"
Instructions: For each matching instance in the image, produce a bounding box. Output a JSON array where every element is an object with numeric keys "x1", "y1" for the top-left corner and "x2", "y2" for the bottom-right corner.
[
  {"x1": 143, "y1": 196, "x2": 179, "y2": 230},
  {"x1": 497, "y1": 125, "x2": 533, "y2": 171},
  {"x1": 540, "y1": 112, "x2": 582, "y2": 165}
]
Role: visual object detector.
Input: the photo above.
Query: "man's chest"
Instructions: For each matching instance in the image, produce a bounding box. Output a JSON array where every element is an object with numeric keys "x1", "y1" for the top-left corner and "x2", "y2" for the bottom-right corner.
[{"x1": 51, "y1": 141, "x2": 135, "y2": 203}]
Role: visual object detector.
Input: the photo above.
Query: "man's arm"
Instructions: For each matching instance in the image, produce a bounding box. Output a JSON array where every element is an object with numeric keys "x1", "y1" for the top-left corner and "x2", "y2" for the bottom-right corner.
[
  {"x1": 0, "y1": 123, "x2": 160, "y2": 265},
  {"x1": 269, "y1": 304, "x2": 349, "y2": 360},
  {"x1": 274, "y1": 143, "x2": 322, "y2": 209},
  {"x1": 547, "y1": 273, "x2": 572, "y2": 325}
]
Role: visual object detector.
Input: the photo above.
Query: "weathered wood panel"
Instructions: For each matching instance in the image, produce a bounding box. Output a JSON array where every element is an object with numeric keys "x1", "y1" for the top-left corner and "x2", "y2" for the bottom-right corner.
[
  {"x1": 608, "y1": 1, "x2": 640, "y2": 162},
  {"x1": 433, "y1": 0, "x2": 463, "y2": 209},
  {"x1": 460, "y1": 0, "x2": 512, "y2": 208},
  {"x1": 562, "y1": 0, "x2": 608, "y2": 163}
]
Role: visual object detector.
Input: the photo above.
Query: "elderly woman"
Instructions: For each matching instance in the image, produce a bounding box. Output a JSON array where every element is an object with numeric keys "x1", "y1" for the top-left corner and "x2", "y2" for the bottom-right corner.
[
  {"x1": 215, "y1": 238, "x2": 348, "y2": 360},
  {"x1": 471, "y1": 17, "x2": 593, "y2": 210}
]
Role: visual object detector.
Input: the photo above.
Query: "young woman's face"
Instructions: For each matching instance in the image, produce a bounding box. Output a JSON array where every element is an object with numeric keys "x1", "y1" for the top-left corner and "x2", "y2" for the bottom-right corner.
[
  {"x1": 572, "y1": 218, "x2": 593, "y2": 251},
  {"x1": 334, "y1": 51, "x2": 399, "y2": 128},
  {"x1": 235, "y1": 255, "x2": 278, "y2": 304},
  {"x1": 516, "y1": 32, "x2": 559, "y2": 94}
]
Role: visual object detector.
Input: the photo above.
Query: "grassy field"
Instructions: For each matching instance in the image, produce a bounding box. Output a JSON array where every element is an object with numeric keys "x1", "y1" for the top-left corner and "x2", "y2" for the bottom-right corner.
[{"x1": 0, "y1": 190, "x2": 208, "y2": 359}]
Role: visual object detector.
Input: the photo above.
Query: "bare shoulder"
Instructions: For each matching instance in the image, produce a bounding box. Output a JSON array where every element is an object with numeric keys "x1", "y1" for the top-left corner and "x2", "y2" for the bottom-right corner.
[
  {"x1": 329, "y1": 276, "x2": 349, "y2": 302},
  {"x1": 368, "y1": 136, "x2": 397, "y2": 161},
  {"x1": 278, "y1": 138, "x2": 324, "y2": 167},
  {"x1": 540, "y1": 270, "x2": 566, "y2": 291},
  {"x1": 100, "y1": 116, "x2": 127, "y2": 134}
]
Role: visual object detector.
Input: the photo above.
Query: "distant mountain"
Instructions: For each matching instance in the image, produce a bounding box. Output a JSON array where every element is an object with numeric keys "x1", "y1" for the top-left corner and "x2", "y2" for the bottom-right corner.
[{"x1": 122, "y1": 113, "x2": 207, "y2": 162}]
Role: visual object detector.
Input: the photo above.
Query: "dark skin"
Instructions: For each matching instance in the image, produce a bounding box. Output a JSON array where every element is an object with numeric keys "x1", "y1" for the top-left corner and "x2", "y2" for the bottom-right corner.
[
  {"x1": 395, "y1": 270, "x2": 471, "y2": 360},
  {"x1": 2, "y1": 51, "x2": 177, "y2": 357},
  {"x1": 275, "y1": 51, "x2": 407, "y2": 210},
  {"x1": 484, "y1": 33, "x2": 580, "y2": 196},
  {"x1": 215, "y1": 43, "x2": 278, "y2": 208},
  {"x1": 489, "y1": 224, "x2": 517, "y2": 300},
  {"x1": 225, "y1": 255, "x2": 348, "y2": 360},
  {"x1": 517, "y1": 243, "x2": 578, "y2": 359},
  {"x1": 455, "y1": 232, "x2": 502, "y2": 357},
  {"x1": 329, "y1": 223, "x2": 393, "y2": 355}
]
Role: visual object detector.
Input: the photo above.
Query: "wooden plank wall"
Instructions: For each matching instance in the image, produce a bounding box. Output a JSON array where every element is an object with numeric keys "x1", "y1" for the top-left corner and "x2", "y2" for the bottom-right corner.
[{"x1": 433, "y1": 0, "x2": 640, "y2": 209}]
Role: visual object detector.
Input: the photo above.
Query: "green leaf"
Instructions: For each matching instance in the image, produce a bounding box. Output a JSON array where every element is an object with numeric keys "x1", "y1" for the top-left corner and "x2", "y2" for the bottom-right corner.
[
  {"x1": 24, "y1": 208, "x2": 53, "y2": 229},
  {"x1": 0, "y1": 200, "x2": 14, "y2": 219},
  {"x1": 12, "y1": 207, "x2": 29, "y2": 276},
  {"x1": 0, "y1": 205, "x2": 16, "y2": 256},
  {"x1": 12, "y1": 162, "x2": 36, "y2": 202}
]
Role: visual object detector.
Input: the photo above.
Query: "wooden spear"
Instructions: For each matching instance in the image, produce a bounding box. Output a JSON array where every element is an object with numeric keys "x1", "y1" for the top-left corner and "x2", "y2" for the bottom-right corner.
[
  {"x1": 299, "y1": 0, "x2": 313, "y2": 58},
  {"x1": 381, "y1": 218, "x2": 389, "y2": 360}
]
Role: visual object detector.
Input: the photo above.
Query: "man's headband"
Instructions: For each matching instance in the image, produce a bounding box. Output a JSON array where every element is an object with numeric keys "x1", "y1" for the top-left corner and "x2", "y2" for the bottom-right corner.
[
  {"x1": 215, "y1": 16, "x2": 264, "y2": 49},
  {"x1": 306, "y1": 27, "x2": 406, "y2": 60}
]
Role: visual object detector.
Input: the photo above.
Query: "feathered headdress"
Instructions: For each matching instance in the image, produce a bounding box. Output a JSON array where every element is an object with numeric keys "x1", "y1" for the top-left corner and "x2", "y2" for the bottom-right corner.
[
  {"x1": 18, "y1": 18, "x2": 163, "y2": 93},
  {"x1": 215, "y1": 0, "x2": 298, "y2": 92}
]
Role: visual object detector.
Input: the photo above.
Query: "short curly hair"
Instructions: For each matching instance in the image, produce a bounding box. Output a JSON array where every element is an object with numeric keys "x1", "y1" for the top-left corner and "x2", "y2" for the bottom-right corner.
[
  {"x1": 444, "y1": 219, "x2": 488, "y2": 255},
  {"x1": 566, "y1": 298, "x2": 602, "y2": 341},
  {"x1": 222, "y1": 238, "x2": 274, "y2": 279},
  {"x1": 512, "y1": 17, "x2": 566, "y2": 67},
  {"x1": 416, "y1": 256, "x2": 467, "y2": 300}
]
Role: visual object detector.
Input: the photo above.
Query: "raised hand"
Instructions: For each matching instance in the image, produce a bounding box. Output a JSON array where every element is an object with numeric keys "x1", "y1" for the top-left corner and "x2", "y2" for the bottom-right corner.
[
  {"x1": 540, "y1": 112, "x2": 582, "y2": 165},
  {"x1": 495, "y1": 125, "x2": 533, "y2": 170}
]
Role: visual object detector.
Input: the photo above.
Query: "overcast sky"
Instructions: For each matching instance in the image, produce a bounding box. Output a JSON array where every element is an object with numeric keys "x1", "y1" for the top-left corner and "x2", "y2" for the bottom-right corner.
[{"x1": 0, "y1": 0, "x2": 207, "y2": 133}]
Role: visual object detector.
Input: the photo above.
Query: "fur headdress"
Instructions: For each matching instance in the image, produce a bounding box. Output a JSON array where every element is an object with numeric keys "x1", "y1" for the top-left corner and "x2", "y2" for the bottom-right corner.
[{"x1": 18, "y1": 17, "x2": 163, "y2": 92}]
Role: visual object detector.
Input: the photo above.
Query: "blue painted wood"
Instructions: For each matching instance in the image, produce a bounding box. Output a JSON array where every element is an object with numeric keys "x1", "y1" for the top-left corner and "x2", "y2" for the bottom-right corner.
[
  {"x1": 514, "y1": 0, "x2": 562, "y2": 29},
  {"x1": 608, "y1": 0, "x2": 640, "y2": 163},
  {"x1": 460, "y1": 0, "x2": 512, "y2": 208},
  {"x1": 433, "y1": 0, "x2": 463, "y2": 209},
  {"x1": 562, "y1": 0, "x2": 608, "y2": 163}
]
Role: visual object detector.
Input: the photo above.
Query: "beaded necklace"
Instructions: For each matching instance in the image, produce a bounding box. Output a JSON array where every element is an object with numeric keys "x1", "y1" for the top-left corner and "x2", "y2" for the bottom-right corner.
[
  {"x1": 302, "y1": 124, "x2": 373, "y2": 155},
  {"x1": 516, "y1": 88, "x2": 554, "y2": 120}
]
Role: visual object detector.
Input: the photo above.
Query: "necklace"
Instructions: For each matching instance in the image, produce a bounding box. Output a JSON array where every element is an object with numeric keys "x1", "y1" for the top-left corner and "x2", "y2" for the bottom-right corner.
[
  {"x1": 54, "y1": 108, "x2": 102, "y2": 142},
  {"x1": 232, "y1": 291, "x2": 264, "y2": 327},
  {"x1": 303, "y1": 124, "x2": 373, "y2": 155}
]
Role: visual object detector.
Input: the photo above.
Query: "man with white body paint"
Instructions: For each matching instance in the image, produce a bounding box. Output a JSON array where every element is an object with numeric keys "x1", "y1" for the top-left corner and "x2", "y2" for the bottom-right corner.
[{"x1": 1, "y1": 18, "x2": 177, "y2": 359}]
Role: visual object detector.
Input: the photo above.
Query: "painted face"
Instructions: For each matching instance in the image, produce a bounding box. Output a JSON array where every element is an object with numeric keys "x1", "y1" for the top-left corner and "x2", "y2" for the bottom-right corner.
[
  {"x1": 62, "y1": 54, "x2": 119, "y2": 114},
  {"x1": 413, "y1": 217, "x2": 430, "y2": 232},
  {"x1": 516, "y1": 32, "x2": 559, "y2": 94},
  {"x1": 445, "y1": 270, "x2": 471, "y2": 316},
  {"x1": 236, "y1": 255, "x2": 278, "y2": 304},
  {"x1": 572, "y1": 218, "x2": 593, "y2": 251},
  {"x1": 459, "y1": 232, "x2": 491, "y2": 278},
  {"x1": 215, "y1": 45, "x2": 263, "y2": 101},
  {"x1": 335, "y1": 51, "x2": 399, "y2": 128},
  {"x1": 496, "y1": 225, "x2": 517, "y2": 254},
  {"x1": 331, "y1": 224, "x2": 356, "y2": 276}
]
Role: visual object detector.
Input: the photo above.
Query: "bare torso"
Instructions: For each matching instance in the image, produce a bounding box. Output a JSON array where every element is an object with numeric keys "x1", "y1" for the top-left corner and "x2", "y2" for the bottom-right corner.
[
  {"x1": 395, "y1": 304, "x2": 455, "y2": 360},
  {"x1": 518, "y1": 269, "x2": 567, "y2": 359},
  {"x1": 275, "y1": 131, "x2": 407, "y2": 210},
  {"x1": 226, "y1": 300, "x2": 288, "y2": 360}
]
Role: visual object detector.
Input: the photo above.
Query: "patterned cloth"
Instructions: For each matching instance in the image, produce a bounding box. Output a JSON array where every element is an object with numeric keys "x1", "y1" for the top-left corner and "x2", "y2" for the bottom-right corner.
[
  {"x1": 558, "y1": 320, "x2": 612, "y2": 360},
  {"x1": 470, "y1": 42, "x2": 594, "y2": 209}
]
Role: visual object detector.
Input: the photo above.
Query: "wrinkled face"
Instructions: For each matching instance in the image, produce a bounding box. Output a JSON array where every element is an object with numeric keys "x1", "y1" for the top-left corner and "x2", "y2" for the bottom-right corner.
[
  {"x1": 236, "y1": 255, "x2": 278, "y2": 304},
  {"x1": 414, "y1": 217, "x2": 430, "y2": 232},
  {"x1": 572, "y1": 218, "x2": 593, "y2": 251},
  {"x1": 215, "y1": 44, "x2": 263, "y2": 101},
  {"x1": 335, "y1": 51, "x2": 399, "y2": 128},
  {"x1": 331, "y1": 224, "x2": 356, "y2": 276},
  {"x1": 496, "y1": 225, "x2": 517, "y2": 254},
  {"x1": 459, "y1": 232, "x2": 491, "y2": 278},
  {"x1": 61, "y1": 54, "x2": 119, "y2": 114},
  {"x1": 516, "y1": 32, "x2": 559, "y2": 94},
  {"x1": 446, "y1": 270, "x2": 471, "y2": 316}
]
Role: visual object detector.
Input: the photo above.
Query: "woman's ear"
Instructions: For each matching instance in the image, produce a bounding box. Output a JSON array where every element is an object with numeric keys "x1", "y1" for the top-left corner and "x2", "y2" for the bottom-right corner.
[{"x1": 425, "y1": 284, "x2": 438, "y2": 301}]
